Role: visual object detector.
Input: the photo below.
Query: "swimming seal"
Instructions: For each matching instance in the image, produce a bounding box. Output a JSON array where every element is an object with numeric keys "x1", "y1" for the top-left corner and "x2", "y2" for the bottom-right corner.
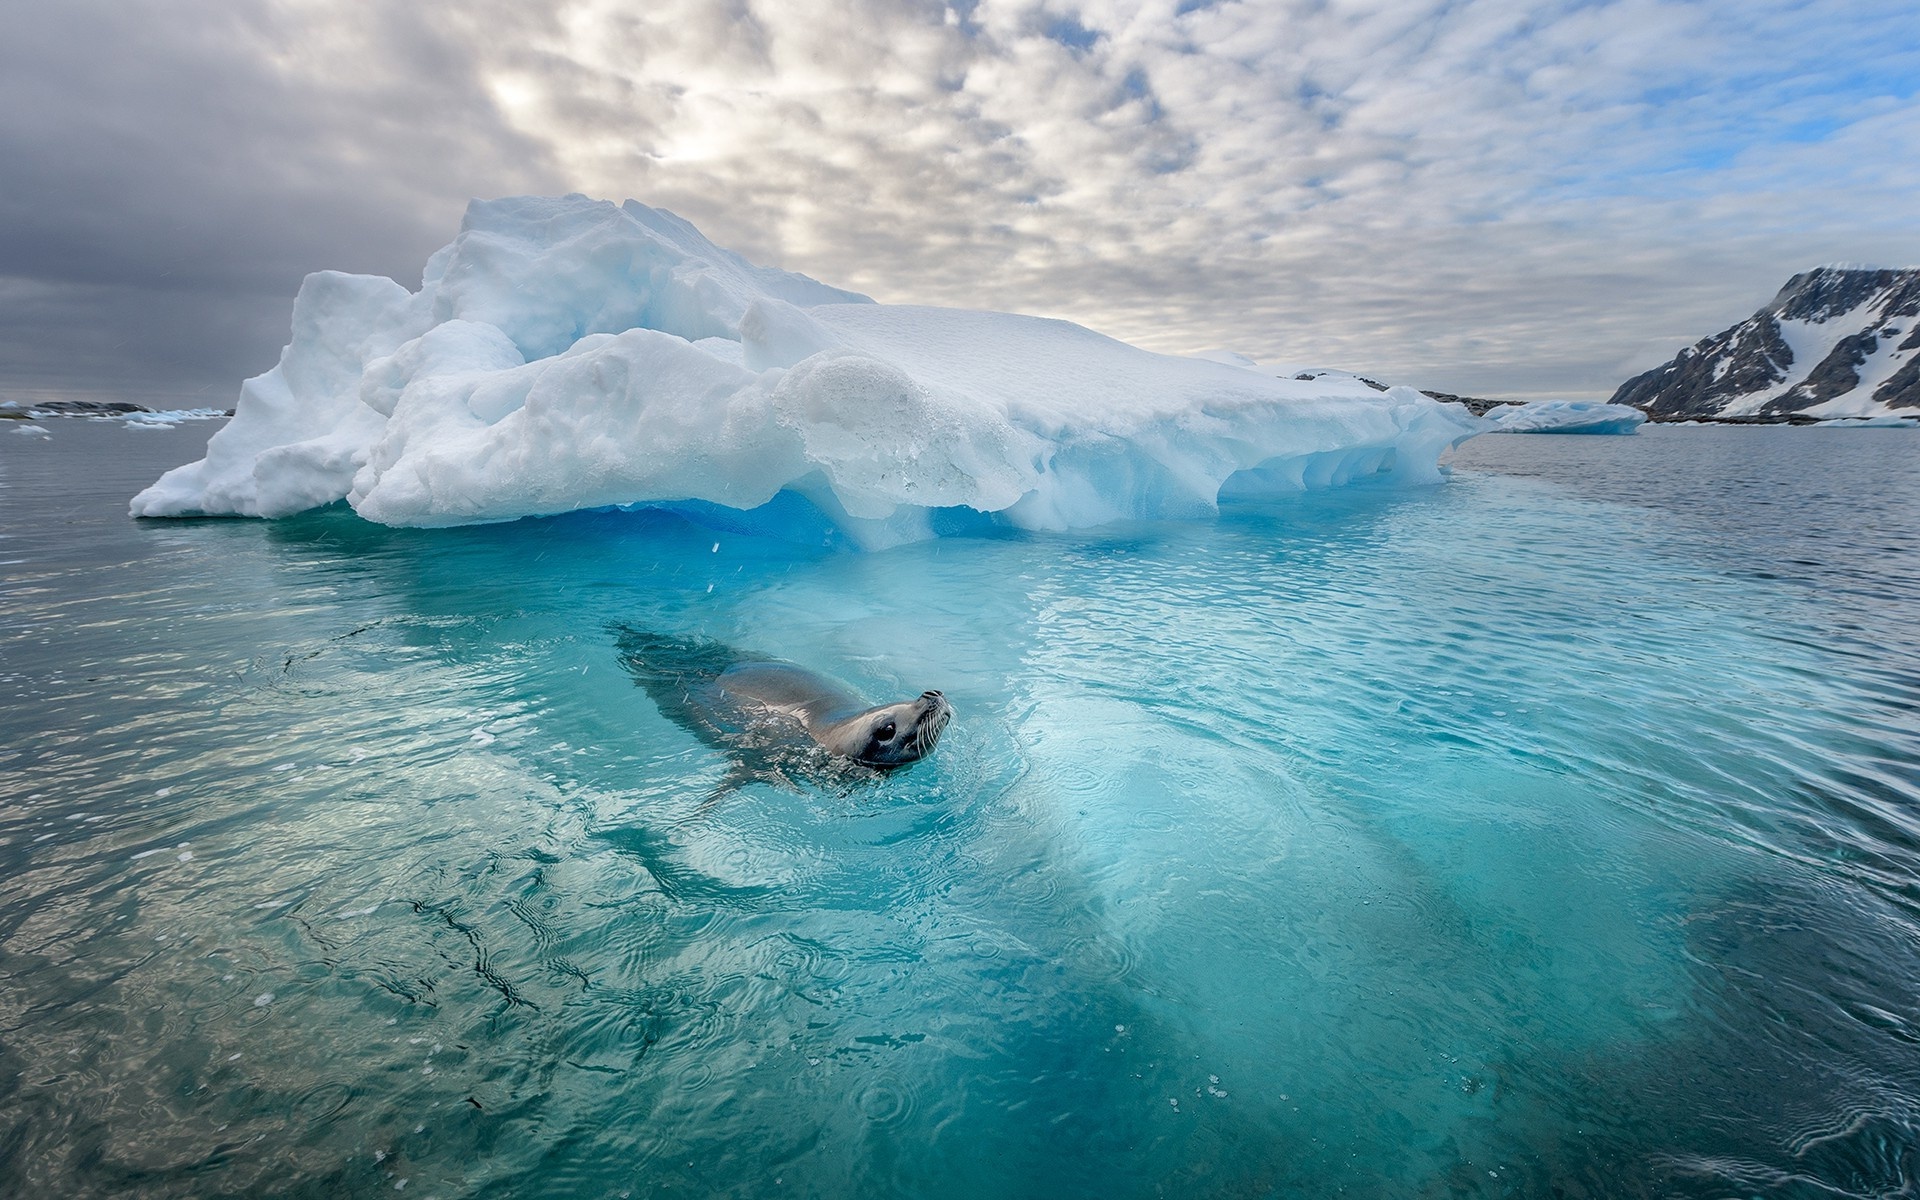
[
  {"x1": 613, "y1": 628, "x2": 951, "y2": 790},
  {"x1": 702, "y1": 660, "x2": 950, "y2": 767}
]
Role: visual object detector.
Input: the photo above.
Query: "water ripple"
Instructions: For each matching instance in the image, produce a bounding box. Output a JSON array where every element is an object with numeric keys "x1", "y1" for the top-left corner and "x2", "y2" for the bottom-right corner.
[{"x1": 4, "y1": 423, "x2": 1920, "y2": 1197}]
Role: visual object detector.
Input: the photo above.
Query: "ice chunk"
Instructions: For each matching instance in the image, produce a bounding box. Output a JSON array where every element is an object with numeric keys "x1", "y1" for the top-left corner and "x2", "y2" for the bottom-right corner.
[
  {"x1": 1482, "y1": 400, "x2": 1646, "y2": 435},
  {"x1": 134, "y1": 270, "x2": 421, "y2": 517},
  {"x1": 133, "y1": 194, "x2": 1482, "y2": 545}
]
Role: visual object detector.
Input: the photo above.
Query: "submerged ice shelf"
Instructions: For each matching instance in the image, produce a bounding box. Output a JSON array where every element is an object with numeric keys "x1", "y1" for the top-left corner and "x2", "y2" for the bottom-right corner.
[{"x1": 132, "y1": 194, "x2": 1481, "y2": 547}]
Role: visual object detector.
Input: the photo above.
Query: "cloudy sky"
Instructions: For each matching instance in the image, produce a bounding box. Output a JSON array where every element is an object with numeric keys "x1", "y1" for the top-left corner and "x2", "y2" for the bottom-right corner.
[{"x1": 4, "y1": 0, "x2": 1917, "y2": 405}]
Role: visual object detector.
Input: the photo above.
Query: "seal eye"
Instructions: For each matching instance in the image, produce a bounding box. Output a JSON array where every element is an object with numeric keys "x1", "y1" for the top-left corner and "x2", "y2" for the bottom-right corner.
[{"x1": 876, "y1": 720, "x2": 896, "y2": 741}]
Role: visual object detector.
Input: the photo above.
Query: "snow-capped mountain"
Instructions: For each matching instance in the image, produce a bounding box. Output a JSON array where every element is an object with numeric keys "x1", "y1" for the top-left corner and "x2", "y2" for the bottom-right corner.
[{"x1": 1612, "y1": 267, "x2": 1920, "y2": 421}]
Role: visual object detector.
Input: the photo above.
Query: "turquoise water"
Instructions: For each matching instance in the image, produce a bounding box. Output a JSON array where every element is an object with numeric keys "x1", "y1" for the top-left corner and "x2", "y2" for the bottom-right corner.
[{"x1": 3, "y1": 421, "x2": 1919, "y2": 1197}]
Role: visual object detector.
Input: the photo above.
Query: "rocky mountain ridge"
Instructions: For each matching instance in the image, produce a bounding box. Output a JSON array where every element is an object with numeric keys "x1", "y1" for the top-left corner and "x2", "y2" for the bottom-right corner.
[{"x1": 1612, "y1": 266, "x2": 1920, "y2": 421}]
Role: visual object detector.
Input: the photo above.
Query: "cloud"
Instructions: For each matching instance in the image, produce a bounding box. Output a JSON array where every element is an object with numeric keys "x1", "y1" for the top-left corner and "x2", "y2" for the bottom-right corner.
[
  {"x1": 3, "y1": 0, "x2": 1916, "y2": 402},
  {"x1": 0, "y1": 0, "x2": 561, "y2": 396}
]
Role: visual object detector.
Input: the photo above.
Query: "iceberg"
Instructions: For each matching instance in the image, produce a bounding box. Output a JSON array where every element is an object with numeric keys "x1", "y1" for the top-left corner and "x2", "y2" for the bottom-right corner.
[
  {"x1": 133, "y1": 195, "x2": 1481, "y2": 547},
  {"x1": 1483, "y1": 399, "x2": 1646, "y2": 435}
]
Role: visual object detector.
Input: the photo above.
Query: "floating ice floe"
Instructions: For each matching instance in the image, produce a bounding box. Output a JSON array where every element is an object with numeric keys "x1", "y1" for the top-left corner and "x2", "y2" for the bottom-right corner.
[
  {"x1": 1816, "y1": 414, "x2": 1918, "y2": 428},
  {"x1": 125, "y1": 409, "x2": 229, "y2": 430},
  {"x1": 132, "y1": 195, "x2": 1483, "y2": 548},
  {"x1": 1482, "y1": 399, "x2": 1647, "y2": 435}
]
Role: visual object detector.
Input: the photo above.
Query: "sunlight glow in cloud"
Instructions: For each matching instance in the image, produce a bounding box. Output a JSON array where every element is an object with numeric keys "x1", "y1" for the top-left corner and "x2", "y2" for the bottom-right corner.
[{"x1": 2, "y1": 0, "x2": 1915, "y2": 402}]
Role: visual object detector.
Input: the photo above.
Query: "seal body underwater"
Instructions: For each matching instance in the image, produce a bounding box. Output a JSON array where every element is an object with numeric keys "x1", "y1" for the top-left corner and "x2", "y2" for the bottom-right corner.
[{"x1": 613, "y1": 628, "x2": 952, "y2": 789}]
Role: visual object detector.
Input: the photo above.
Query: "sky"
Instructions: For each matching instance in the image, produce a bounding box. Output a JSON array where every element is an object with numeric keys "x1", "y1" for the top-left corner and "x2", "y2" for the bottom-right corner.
[{"x1": 3, "y1": 0, "x2": 1917, "y2": 406}]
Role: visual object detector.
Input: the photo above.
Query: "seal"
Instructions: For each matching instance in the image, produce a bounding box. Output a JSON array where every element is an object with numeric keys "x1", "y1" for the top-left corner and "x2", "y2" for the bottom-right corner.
[
  {"x1": 703, "y1": 660, "x2": 951, "y2": 767},
  {"x1": 613, "y1": 628, "x2": 951, "y2": 790}
]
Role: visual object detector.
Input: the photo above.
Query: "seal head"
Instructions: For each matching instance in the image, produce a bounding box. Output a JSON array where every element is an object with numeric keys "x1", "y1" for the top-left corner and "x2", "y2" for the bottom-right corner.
[{"x1": 817, "y1": 691, "x2": 952, "y2": 768}]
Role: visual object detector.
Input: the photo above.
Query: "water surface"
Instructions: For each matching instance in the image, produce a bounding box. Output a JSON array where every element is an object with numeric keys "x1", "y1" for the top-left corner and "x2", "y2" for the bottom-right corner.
[{"x1": 3, "y1": 421, "x2": 1918, "y2": 1197}]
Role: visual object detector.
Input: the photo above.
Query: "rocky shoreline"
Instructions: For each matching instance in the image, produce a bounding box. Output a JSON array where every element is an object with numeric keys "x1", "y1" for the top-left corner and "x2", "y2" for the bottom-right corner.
[{"x1": 5, "y1": 395, "x2": 1888, "y2": 430}]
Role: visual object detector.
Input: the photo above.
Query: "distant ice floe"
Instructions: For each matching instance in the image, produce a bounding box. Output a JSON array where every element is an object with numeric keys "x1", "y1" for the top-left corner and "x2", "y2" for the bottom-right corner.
[
  {"x1": 124, "y1": 409, "x2": 231, "y2": 429},
  {"x1": 1816, "y1": 414, "x2": 1917, "y2": 428},
  {"x1": 132, "y1": 194, "x2": 1482, "y2": 548},
  {"x1": 1482, "y1": 400, "x2": 1647, "y2": 435}
]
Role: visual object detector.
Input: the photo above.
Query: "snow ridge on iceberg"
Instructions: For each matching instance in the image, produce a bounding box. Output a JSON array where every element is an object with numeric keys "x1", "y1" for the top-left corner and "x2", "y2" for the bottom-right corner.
[{"x1": 133, "y1": 195, "x2": 1479, "y2": 547}]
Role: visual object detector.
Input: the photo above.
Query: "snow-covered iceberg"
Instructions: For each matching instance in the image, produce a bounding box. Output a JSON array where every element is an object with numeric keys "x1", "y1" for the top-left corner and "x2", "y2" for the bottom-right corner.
[
  {"x1": 133, "y1": 195, "x2": 1480, "y2": 547},
  {"x1": 1483, "y1": 400, "x2": 1646, "y2": 435}
]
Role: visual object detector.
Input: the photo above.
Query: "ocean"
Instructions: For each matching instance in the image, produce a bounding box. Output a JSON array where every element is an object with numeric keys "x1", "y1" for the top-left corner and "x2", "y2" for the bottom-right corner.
[{"x1": 3, "y1": 419, "x2": 1917, "y2": 1197}]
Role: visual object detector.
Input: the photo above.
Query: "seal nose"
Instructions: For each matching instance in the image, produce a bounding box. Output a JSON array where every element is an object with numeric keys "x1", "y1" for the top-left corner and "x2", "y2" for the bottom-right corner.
[{"x1": 922, "y1": 690, "x2": 944, "y2": 701}]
